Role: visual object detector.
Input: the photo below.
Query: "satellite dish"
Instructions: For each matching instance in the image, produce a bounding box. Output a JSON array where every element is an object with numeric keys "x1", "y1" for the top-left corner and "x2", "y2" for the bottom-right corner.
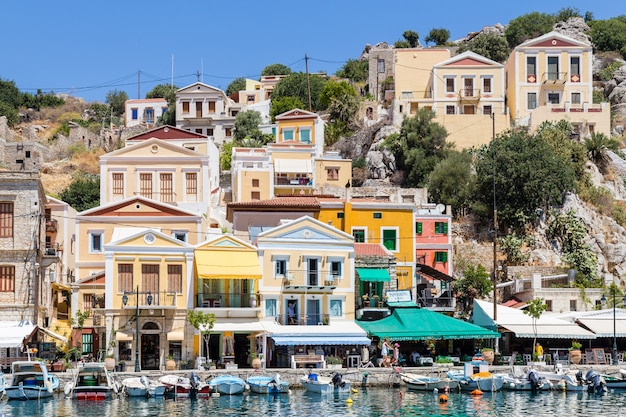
[{"x1": 436, "y1": 204, "x2": 445, "y2": 214}]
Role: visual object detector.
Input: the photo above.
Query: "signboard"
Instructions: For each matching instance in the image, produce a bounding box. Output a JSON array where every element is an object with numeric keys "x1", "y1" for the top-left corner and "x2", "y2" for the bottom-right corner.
[{"x1": 385, "y1": 290, "x2": 412, "y2": 303}]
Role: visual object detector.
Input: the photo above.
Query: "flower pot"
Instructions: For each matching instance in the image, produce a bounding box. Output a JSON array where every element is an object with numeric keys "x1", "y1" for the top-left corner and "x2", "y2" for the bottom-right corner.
[
  {"x1": 482, "y1": 350, "x2": 494, "y2": 365},
  {"x1": 569, "y1": 349, "x2": 582, "y2": 365},
  {"x1": 104, "y1": 357, "x2": 116, "y2": 371},
  {"x1": 166, "y1": 359, "x2": 176, "y2": 371},
  {"x1": 252, "y1": 357, "x2": 262, "y2": 369}
]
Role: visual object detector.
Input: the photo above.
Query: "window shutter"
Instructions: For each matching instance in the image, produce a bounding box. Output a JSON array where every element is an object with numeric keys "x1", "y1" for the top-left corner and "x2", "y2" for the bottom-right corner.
[{"x1": 416, "y1": 222, "x2": 422, "y2": 234}]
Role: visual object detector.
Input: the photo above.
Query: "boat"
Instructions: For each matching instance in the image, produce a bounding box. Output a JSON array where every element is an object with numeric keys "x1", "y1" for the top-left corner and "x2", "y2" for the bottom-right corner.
[
  {"x1": 0, "y1": 373, "x2": 5, "y2": 395},
  {"x1": 121, "y1": 376, "x2": 166, "y2": 397},
  {"x1": 400, "y1": 372, "x2": 459, "y2": 392},
  {"x1": 537, "y1": 368, "x2": 607, "y2": 393},
  {"x1": 300, "y1": 372, "x2": 351, "y2": 394},
  {"x1": 64, "y1": 362, "x2": 120, "y2": 400},
  {"x1": 159, "y1": 373, "x2": 211, "y2": 398},
  {"x1": 247, "y1": 373, "x2": 290, "y2": 394},
  {"x1": 4, "y1": 361, "x2": 59, "y2": 400},
  {"x1": 499, "y1": 368, "x2": 553, "y2": 391},
  {"x1": 208, "y1": 374, "x2": 247, "y2": 395},
  {"x1": 447, "y1": 370, "x2": 505, "y2": 392},
  {"x1": 603, "y1": 369, "x2": 626, "y2": 390}
]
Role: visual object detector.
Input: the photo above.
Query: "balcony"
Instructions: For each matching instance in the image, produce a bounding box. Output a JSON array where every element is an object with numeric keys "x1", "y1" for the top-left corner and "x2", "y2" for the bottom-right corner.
[
  {"x1": 121, "y1": 290, "x2": 179, "y2": 309},
  {"x1": 275, "y1": 313, "x2": 330, "y2": 326},
  {"x1": 541, "y1": 71, "x2": 568, "y2": 85},
  {"x1": 274, "y1": 176, "x2": 312, "y2": 187},
  {"x1": 281, "y1": 270, "x2": 340, "y2": 291},
  {"x1": 458, "y1": 88, "x2": 481, "y2": 101}
]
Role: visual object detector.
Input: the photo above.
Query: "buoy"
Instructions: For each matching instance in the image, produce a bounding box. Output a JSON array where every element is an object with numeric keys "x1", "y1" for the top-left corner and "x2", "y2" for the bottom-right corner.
[
  {"x1": 433, "y1": 387, "x2": 438, "y2": 393},
  {"x1": 444, "y1": 386, "x2": 449, "y2": 393},
  {"x1": 439, "y1": 394, "x2": 449, "y2": 403},
  {"x1": 346, "y1": 398, "x2": 353, "y2": 404},
  {"x1": 470, "y1": 389, "x2": 483, "y2": 396},
  {"x1": 351, "y1": 388, "x2": 358, "y2": 393}
]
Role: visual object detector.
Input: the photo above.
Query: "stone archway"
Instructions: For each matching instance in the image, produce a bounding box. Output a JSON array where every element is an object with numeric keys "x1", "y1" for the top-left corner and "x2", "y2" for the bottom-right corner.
[{"x1": 140, "y1": 321, "x2": 161, "y2": 370}]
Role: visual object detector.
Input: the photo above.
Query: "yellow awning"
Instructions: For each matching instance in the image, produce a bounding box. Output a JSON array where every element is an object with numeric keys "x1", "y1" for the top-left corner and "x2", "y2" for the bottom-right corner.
[
  {"x1": 195, "y1": 250, "x2": 262, "y2": 279},
  {"x1": 167, "y1": 330, "x2": 185, "y2": 341},
  {"x1": 51, "y1": 282, "x2": 72, "y2": 292},
  {"x1": 115, "y1": 331, "x2": 133, "y2": 341}
]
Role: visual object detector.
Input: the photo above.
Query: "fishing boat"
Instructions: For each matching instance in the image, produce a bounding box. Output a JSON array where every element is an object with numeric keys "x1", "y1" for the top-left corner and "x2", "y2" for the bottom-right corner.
[
  {"x1": 300, "y1": 372, "x2": 351, "y2": 394},
  {"x1": 400, "y1": 372, "x2": 459, "y2": 392},
  {"x1": 208, "y1": 374, "x2": 247, "y2": 395},
  {"x1": 64, "y1": 362, "x2": 120, "y2": 400},
  {"x1": 499, "y1": 368, "x2": 553, "y2": 391},
  {"x1": 121, "y1": 376, "x2": 166, "y2": 397},
  {"x1": 4, "y1": 361, "x2": 59, "y2": 400},
  {"x1": 247, "y1": 373, "x2": 290, "y2": 394},
  {"x1": 447, "y1": 370, "x2": 505, "y2": 392}
]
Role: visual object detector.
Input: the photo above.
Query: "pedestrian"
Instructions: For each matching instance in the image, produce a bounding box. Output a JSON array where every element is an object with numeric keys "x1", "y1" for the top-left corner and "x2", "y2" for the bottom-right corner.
[
  {"x1": 535, "y1": 342, "x2": 544, "y2": 361},
  {"x1": 381, "y1": 338, "x2": 391, "y2": 367},
  {"x1": 393, "y1": 343, "x2": 400, "y2": 366}
]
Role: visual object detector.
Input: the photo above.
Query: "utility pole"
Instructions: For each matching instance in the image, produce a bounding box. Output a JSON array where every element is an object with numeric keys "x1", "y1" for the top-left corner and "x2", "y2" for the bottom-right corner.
[
  {"x1": 305, "y1": 54, "x2": 312, "y2": 111},
  {"x1": 138, "y1": 69, "x2": 140, "y2": 99}
]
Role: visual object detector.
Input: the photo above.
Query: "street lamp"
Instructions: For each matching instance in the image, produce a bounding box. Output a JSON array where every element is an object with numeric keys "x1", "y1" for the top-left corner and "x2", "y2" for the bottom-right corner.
[
  {"x1": 122, "y1": 285, "x2": 153, "y2": 372},
  {"x1": 600, "y1": 288, "x2": 626, "y2": 366}
]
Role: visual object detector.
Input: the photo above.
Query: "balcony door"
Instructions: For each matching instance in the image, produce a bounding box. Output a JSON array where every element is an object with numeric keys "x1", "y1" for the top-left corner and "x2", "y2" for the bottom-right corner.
[
  {"x1": 307, "y1": 299, "x2": 321, "y2": 325},
  {"x1": 307, "y1": 258, "x2": 319, "y2": 286}
]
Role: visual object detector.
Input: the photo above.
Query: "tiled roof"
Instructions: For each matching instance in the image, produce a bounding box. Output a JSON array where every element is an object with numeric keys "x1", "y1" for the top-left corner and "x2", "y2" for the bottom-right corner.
[
  {"x1": 228, "y1": 196, "x2": 321, "y2": 208},
  {"x1": 354, "y1": 243, "x2": 392, "y2": 257}
]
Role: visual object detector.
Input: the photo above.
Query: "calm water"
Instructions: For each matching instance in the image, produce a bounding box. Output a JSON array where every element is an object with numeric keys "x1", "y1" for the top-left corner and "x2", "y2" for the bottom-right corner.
[{"x1": 1, "y1": 388, "x2": 626, "y2": 416}]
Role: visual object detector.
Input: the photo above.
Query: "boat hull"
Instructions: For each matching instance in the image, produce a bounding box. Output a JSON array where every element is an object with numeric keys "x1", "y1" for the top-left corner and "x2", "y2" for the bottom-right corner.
[
  {"x1": 401, "y1": 374, "x2": 459, "y2": 391},
  {"x1": 248, "y1": 377, "x2": 290, "y2": 394},
  {"x1": 5, "y1": 386, "x2": 55, "y2": 400},
  {"x1": 5, "y1": 361, "x2": 59, "y2": 400},
  {"x1": 159, "y1": 375, "x2": 192, "y2": 398},
  {"x1": 209, "y1": 375, "x2": 246, "y2": 395}
]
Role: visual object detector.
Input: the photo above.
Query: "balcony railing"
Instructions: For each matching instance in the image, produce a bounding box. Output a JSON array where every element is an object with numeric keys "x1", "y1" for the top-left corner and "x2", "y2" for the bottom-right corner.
[
  {"x1": 542, "y1": 71, "x2": 568, "y2": 84},
  {"x1": 275, "y1": 313, "x2": 330, "y2": 326},
  {"x1": 120, "y1": 290, "x2": 179, "y2": 308},
  {"x1": 280, "y1": 270, "x2": 341, "y2": 288},
  {"x1": 197, "y1": 292, "x2": 258, "y2": 308},
  {"x1": 458, "y1": 88, "x2": 481, "y2": 100},
  {"x1": 274, "y1": 177, "x2": 312, "y2": 186}
]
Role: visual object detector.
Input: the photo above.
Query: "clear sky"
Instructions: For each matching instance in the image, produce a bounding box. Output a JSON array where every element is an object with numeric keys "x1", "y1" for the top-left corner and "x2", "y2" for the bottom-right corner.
[{"x1": 1, "y1": 1, "x2": 620, "y2": 103}]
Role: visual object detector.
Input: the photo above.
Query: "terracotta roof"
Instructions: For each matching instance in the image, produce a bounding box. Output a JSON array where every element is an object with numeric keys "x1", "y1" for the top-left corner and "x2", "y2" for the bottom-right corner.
[
  {"x1": 354, "y1": 243, "x2": 392, "y2": 257},
  {"x1": 228, "y1": 196, "x2": 321, "y2": 208}
]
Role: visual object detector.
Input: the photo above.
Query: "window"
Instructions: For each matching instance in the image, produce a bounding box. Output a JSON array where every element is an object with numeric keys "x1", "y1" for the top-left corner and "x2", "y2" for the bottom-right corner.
[
  {"x1": 300, "y1": 128, "x2": 311, "y2": 143},
  {"x1": 373, "y1": 212, "x2": 382, "y2": 219},
  {"x1": 141, "y1": 264, "x2": 160, "y2": 301},
  {"x1": 0, "y1": 265, "x2": 15, "y2": 292},
  {"x1": 225, "y1": 128, "x2": 232, "y2": 137},
  {"x1": 275, "y1": 259, "x2": 287, "y2": 277},
  {"x1": 329, "y1": 299, "x2": 343, "y2": 317},
  {"x1": 570, "y1": 56, "x2": 580, "y2": 81},
  {"x1": 118, "y1": 264, "x2": 133, "y2": 293},
  {"x1": 265, "y1": 299, "x2": 277, "y2": 318},
  {"x1": 547, "y1": 56, "x2": 559, "y2": 80},
  {"x1": 247, "y1": 95, "x2": 255, "y2": 103},
  {"x1": 112, "y1": 173, "x2": 124, "y2": 196},
  {"x1": 483, "y1": 77, "x2": 492, "y2": 93},
  {"x1": 182, "y1": 102, "x2": 190, "y2": 113},
  {"x1": 251, "y1": 191, "x2": 261, "y2": 200},
  {"x1": 382, "y1": 229, "x2": 397, "y2": 251},
  {"x1": 90, "y1": 232, "x2": 103, "y2": 253},
  {"x1": 208, "y1": 101, "x2": 216, "y2": 113},
  {"x1": 483, "y1": 105, "x2": 493, "y2": 115},
  {"x1": 186, "y1": 172, "x2": 197, "y2": 196},
  {"x1": 464, "y1": 78, "x2": 474, "y2": 96},
  {"x1": 167, "y1": 265, "x2": 182, "y2": 293},
  {"x1": 195, "y1": 101, "x2": 202, "y2": 117},
  {"x1": 173, "y1": 231, "x2": 187, "y2": 242},
  {"x1": 283, "y1": 129, "x2": 294, "y2": 141},
  {"x1": 161, "y1": 107, "x2": 167, "y2": 115},
  {"x1": 434, "y1": 251, "x2": 448, "y2": 262},
  {"x1": 326, "y1": 168, "x2": 339, "y2": 180},
  {"x1": 547, "y1": 92, "x2": 560, "y2": 104},
  {"x1": 0, "y1": 202, "x2": 14, "y2": 238},
  {"x1": 330, "y1": 261, "x2": 342, "y2": 278},
  {"x1": 435, "y1": 222, "x2": 448, "y2": 234},
  {"x1": 140, "y1": 173, "x2": 152, "y2": 198},
  {"x1": 416, "y1": 222, "x2": 422, "y2": 235},
  {"x1": 527, "y1": 92, "x2": 537, "y2": 110},
  {"x1": 570, "y1": 299, "x2": 577, "y2": 311},
  {"x1": 445, "y1": 78, "x2": 455, "y2": 93},
  {"x1": 195, "y1": 128, "x2": 202, "y2": 134},
  {"x1": 81, "y1": 333, "x2": 93, "y2": 355},
  {"x1": 589, "y1": 124, "x2": 595, "y2": 134},
  {"x1": 252, "y1": 179, "x2": 260, "y2": 187},
  {"x1": 353, "y1": 229, "x2": 365, "y2": 243},
  {"x1": 160, "y1": 173, "x2": 173, "y2": 203},
  {"x1": 131, "y1": 108, "x2": 138, "y2": 120},
  {"x1": 145, "y1": 108, "x2": 154, "y2": 124},
  {"x1": 377, "y1": 59, "x2": 385, "y2": 73},
  {"x1": 546, "y1": 300, "x2": 553, "y2": 311},
  {"x1": 337, "y1": 212, "x2": 344, "y2": 219},
  {"x1": 446, "y1": 105, "x2": 455, "y2": 115},
  {"x1": 571, "y1": 92, "x2": 581, "y2": 104},
  {"x1": 526, "y1": 56, "x2": 537, "y2": 79}
]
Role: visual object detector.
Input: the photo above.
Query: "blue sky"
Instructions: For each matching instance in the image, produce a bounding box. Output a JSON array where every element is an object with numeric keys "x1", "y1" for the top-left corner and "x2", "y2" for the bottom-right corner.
[{"x1": 1, "y1": 1, "x2": 619, "y2": 103}]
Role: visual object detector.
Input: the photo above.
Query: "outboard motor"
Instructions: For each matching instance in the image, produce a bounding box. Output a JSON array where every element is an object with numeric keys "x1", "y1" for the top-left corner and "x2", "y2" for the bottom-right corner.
[
  {"x1": 575, "y1": 370, "x2": 584, "y2": 385},
  {"x1": 332, "y1": 373, "x2": 345, "y2": 388},
  {"x1": 140, "y1": 375, "x2": 150, "y2": 388},
  {"x1": 270, "y1": 373, "x2": 280, "y2": 389},
  {"x1": 585, "y1": 370, "x2": 607, "y2": 394},
  {"x1": 190, "y1": 372, "x2": 201, "y2": 390},
  {"x1": 527, "y1": 369, "x2": 540, "y2": 390}
]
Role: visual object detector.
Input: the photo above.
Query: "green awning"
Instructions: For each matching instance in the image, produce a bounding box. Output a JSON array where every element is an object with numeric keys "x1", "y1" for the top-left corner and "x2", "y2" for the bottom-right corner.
[
  {"x1": 356, "y1": 308, "x2": 500, "y2": 341},
  {"x1": 356, "y1": 268, "x2": 390, "y2": 282}
]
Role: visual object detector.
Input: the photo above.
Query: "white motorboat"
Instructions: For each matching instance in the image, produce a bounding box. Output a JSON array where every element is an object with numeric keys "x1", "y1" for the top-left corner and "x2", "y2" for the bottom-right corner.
[
  {"x1": 603, "y1": 369, "x2": 626, "y2": 390},
  {"x1": 300, "y1": 372, "x2": 351, "y2": 394},
  {"x1": 247, "y1": 373, "x2": 290, "y2": 394},
  {"x1": 122, "y1": 376, "x2": 166, "y2": 397},
  {"x1": 447, "y1": 370, "x2": 505, "y2": 392},
  {"x1": 400, "y1": 372, "x2": 459, "y2": 392},
  {"x1": 159, "y1": 373, "x2": 211, "y2": 398},
  {"x1": 499, "y1": 368, "x2": 553, "y2": 391},
  {"x1": 208, "y1": 374, "x2": 247, "y2": 395},
  {"x1": 64, "y1": 362, "x2": 120, "y2": 400},
  {"x1": 5, "y1": 361, "x2": 59, "y2": 400}
]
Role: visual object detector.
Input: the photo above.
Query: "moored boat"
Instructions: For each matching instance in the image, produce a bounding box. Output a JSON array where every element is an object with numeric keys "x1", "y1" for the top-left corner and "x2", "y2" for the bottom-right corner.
[
  {"x1": 208, "y1": 374, "x2": 247, "y2": 395},
  {"x1": 64, "y1": 362, "x2": 120, "y2": 400},
  {"x1": 5, "y1": 361, "x2": 59, "y2": 400},
  {"x1": 122, "y1": 376, "x2": 166, "y2": 397},
  {"x1": 400, "y1": 372, "x2": 459, "y2": 392},
  {"x1": 159, "y1": 375, "x2": 192, "y2": 398},
  {"x1": 447, "y1": 370, "x2": 504, "y2": 392},
  {"x1": 603, "y1": 369, "x2": 626, "y2": 390},
  {"x1": 301, "y1": 372, "x2": 351, "y2": 394},
  {"x1": 247, "y1": 373, "x2": 290, "y2": 394},
  {"x1": 499, "y1": 368, "x2": 553, "y2": 391}
]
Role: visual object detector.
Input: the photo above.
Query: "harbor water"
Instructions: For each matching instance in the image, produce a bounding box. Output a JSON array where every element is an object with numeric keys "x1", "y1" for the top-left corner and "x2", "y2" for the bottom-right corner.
[{"x1": 2, "y1": 388, "x2": 626, "y2": 416}]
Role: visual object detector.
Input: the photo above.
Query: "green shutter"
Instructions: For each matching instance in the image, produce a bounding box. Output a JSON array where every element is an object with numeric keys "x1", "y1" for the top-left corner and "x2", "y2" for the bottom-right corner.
[
  {"x1": 416, "y1": 222, "x2": 422, "y2": 234},
  {"x1": 443, "y1": 222, "x2": 448, "y2": 234},
  {"x1": 383, "y1": 229, "x2": 396, "y2": 251}
]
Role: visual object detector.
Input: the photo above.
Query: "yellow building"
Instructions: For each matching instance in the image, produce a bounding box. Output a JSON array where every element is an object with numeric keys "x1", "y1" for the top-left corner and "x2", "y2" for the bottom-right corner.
[{"x1": 504, "y1": 31, "x2": 610, "y2": 136}]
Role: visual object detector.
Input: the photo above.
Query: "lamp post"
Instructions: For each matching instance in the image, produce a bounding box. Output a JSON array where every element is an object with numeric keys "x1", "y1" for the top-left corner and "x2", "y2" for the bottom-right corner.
[
  {"x1": 601, "y1": 288, "x2": 626, "y2": 366},
  {"x1": 122, "y1": 285, "x2": 153, "y2": 372}
]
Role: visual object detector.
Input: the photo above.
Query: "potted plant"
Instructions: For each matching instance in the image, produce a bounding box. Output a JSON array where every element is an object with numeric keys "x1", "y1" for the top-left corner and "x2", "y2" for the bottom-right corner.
[
  {"x1": 371, "y1": 294, "x2": 380, "y2": 307},
  {"x1": 165, "y1": 355, "x2": 176, "y2": 371},
  {"x1": 51, "y1": 358, "x2": 66, "y2": 372},
  {"x1": 569, "y1": 341, "x2": 583, "y2": 365},
  {"x1": 250, "y1": 352, "x2": 262, "y2": 369},
  {"x1": 104, "y1": 354, "x2": 116, "y2": 371},
  {"x1": 481, "y1": 348, "x2": 495, "y2": 365},
  {"x1": 435, "y1": 356, "x2": 453, "y2": 367},
  {"x1": 326, "y1": 356, "x2": 343, "y2": 369}
]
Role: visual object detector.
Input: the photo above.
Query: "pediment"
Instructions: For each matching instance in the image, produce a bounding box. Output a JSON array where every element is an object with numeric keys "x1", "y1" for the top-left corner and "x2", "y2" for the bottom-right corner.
[
  {"x1": 197, "y1": 235, "x2": 257, "y2": 251},
  {"x1": 519, "y1": 31, "x2": 590, "y2": 49},
  {"x1": 109, "y1": 229, "x2": 189, "y2": 248},
  {"x1": 275, "y1": 108, "x2": 318, "y2": 121},
  {"x1": 126, "y1": 125, "x2": 207, "y2": 141},
  {"x1": 79, "y1": 196, "x2": 198, "y2": 217},
  {"x1": 102, "y1": 138, "x2": 201, "y2": 158},
  {"x1": 258, "y1": 216, "x2": 353, "y2": 242},
  {"x1": 177, "y1": 82, "x2": 225, "y2": 95}
]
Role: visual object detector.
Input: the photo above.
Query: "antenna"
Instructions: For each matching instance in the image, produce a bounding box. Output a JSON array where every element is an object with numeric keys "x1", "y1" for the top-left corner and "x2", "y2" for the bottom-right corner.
[{"x1": 196, "y1": 71, "x2": 201, "y2": 82}]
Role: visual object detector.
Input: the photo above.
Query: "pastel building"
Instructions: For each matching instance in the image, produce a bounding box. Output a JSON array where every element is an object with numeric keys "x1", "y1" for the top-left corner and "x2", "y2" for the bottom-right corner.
[{"x1": 125, "y1": 98, "x2": 168, "y2": 128}]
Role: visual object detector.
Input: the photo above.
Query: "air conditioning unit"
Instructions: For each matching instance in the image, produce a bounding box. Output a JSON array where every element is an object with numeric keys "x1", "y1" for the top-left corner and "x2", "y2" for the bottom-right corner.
[
  {"x1": 326, "y1": 274, "x2": 335, "y2": 282},
  {"x1": 49, "y1": 272, "x2": 56, "y2": 283},
  {"x1": 286, "y1": 273, "x2": 294, "y2": 281}
]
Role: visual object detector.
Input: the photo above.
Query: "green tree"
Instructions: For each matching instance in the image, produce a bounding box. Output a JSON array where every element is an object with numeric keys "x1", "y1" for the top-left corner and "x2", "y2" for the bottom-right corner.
[
  {"x1": 457, "y1": 32, "x2": 510, "y2": 63},
  {"x1": 554, "y1": 7, "x2": 581, "y2": 22},
  {"x1": 335, "y1": 59, "x2": 369, "y2": 84},
  {"x1": 233, "y1": 110, "x2": 263, "y2": 141},
  {"x1": 187, "y1": 310, "x2": 216, "y2": 363},
  {"x1": 319, "y1": 80, "x2": 359, "y2": 130},
  {"x1": 261, "y1": 63, "x2": 292, "y2": 76},
  {"x1": 384, "y1": 108, "x2": 451, "y2": 187},
  {"x1": 453, "y1": 264, "x2": 493, "y2": 315},
  {"x1": 21, "y1": 89, "x2": 64, "y2": 111},
  {"x1": 105, "y1": 89, "x2": 128, "y2": 118},
  {"x1": 505, "y1": 12, "x2": 555, "y2": 48},
  {"x1": 395, "y1": 30, "x2": 419, "y2": 48},
  {"x1": 584, "y1": 132, "x2": 620, "y2": 163},
  {"x1": 523, "y1": 298, "x2": 547, "y2": 359},
  {"x1": 427, "y1": 149, "x2": 475, "y2": 217},
  {"x1": 589, "y1": 18, "x2": 626, "y2": 57},
  {"x1": 226, "y1": 77, "x2": 247, "y2": 96},
  {"x1": 269, "y1": 96, "x2": 305, "y2": 122},
  {"x1": 271, "y1": 72, "x2": 327, "y2": 111},
  {"x1": 535, "y1": 120, "x2": 587, "y2": 179},
  {"x1": 474, "y1": 128, "x2": 577, "y2": 232},
  {"x1": 220, "y1": 141, "x2": 235, "y2": 171},
  {"x1": 0, "y1": 78, "x2": 21, "y2": 109},
  {"x1": 146, "y1": 83, "x2": 178, "y2": 126},
  {"x1": 58, "y1": 174, "x2": 100, "y2": 212},
  {"x1": 425, "y1": 28, "x2": 450, "y2": 46},
  {"x1": 0, "y1": 102, "x2": 19, "y2": 126}
]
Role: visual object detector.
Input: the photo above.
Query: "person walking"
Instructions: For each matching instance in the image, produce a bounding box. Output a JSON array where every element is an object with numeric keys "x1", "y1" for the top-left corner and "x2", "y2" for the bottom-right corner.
[
  {"x1": 381, "y1": 338, "x2": 391, "y2": 367},
  {"x1": 393, "y1": 343, "x2": 400, "y2": 366}
]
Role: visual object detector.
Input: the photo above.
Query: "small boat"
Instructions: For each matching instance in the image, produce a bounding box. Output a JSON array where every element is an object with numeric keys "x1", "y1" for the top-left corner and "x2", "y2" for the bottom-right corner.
[
  {"x1": 400, "y1": 372, "x2": 459, "y2": 392},
  {"x1": 208, "y1": 374, "x2": 247, "y2": 395},
  {"x1": 499, "y1": 368, "x2": 553, "y2": 391},
  {"x1": 447, "y1": 370, "x2": 504, "y2": 392},
  {"x1": 64, "y1": 362, "x2": 120, "y2": 400},
  {"x1": 538, "y1": 369, "x2": 606, "y2": 393},
  {"x1": 247, "y1": 373, "x2": 290, "y2": 394},
  {"x1": 122, "y1": 376, "x2": 166, "y2": 397},
  {"x1": 301, "y1": 372, "x2": 351, "y2": 394},
  {"x1": 603, "y1": 369, "x2": 626, "y2": 390},
  {"x1": 4, "y1": 361, "x2": 59, "y2": 400},
  {"x1": 159, "y1": 373, "x2": 211, "y2": 398}
]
